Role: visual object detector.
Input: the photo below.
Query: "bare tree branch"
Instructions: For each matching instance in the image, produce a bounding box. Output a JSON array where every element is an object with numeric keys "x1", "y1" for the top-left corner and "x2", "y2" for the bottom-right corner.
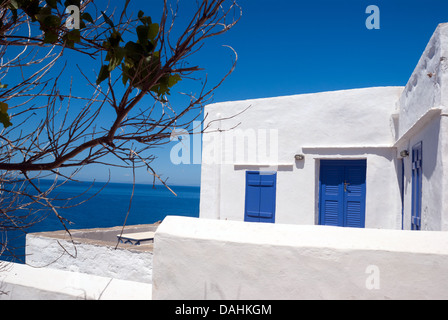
[{"x1": 0, "y1": 0, "x2": 241, "y2": 259}]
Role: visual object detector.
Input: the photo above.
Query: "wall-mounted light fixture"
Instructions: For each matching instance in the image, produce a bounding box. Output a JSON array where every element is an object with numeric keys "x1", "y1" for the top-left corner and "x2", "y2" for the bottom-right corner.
[
  {"x1": 400, "y1": 150, "x2": 409, "y2": 158},
  {"x1": 294, "y1": 154, "x2": 305, "y2": 161}
]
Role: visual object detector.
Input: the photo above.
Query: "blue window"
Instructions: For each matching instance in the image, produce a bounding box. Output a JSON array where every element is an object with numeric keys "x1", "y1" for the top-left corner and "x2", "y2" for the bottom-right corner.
[
  {"x1": 411, "y1": 142, "x2": 422, "y2": 230},
  {"x1": 319, "y1": 160, "x2": 367, "y2": 228},
  {"x1": 244, "y1": 171, "x2": 276, "y2": 223}
]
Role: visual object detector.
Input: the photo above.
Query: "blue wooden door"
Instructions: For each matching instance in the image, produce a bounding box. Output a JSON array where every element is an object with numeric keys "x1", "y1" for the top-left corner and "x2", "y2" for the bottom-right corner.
[
  {"x1": 319, "y1": 160, "x2": 366, "y2": 228},
  {"x1": 411, "y1": 142, "x2": 422, "y2": 230},
  {"x1": 245, "y1": 171, "x2": 276, "y2": 223}
]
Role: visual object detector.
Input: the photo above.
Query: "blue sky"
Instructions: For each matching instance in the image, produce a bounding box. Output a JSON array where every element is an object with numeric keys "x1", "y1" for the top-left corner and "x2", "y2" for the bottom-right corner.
[
  {"x1": 14, "y1": 0, "x2": 448, "y2": 186},
  {"x1": 139, "y1": 0, "x2": 448, "y2": 186}
]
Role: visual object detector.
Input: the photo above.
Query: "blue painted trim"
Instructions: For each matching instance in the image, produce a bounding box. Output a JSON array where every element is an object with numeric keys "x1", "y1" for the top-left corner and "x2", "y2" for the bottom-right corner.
[
  {"x1": 411, "y1": 142, "x2": 422, "y2": 231},
  {"x1": 319, "y1": 159, "x2": 367, "y2": 228},
  {"x1": 244, "y1": 171, "x2": 276, "y2": 223},
  {"x1": 401, "y1": 158, "x2": 405, "y2": 230}
]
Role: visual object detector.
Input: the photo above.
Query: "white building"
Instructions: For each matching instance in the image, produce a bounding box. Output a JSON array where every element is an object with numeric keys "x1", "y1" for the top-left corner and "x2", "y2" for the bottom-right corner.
[{"x1": 200, "y1": 23, "x2": 448, "y2": 231}]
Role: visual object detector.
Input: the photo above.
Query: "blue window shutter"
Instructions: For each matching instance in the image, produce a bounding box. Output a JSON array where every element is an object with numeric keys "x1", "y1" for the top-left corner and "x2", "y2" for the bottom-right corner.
[
  {"x1": 411, "y1": 142, "x2": 422, "y2": 230},
  {"x1": 259, "y1": 174, "x2": 276, "y2": 223},
  {"x1": 245, "y1": 171, "x2": 276, "y2": 223},
  {"x1": 245, "y1": 172, "x2": 261, "y2": 222}
]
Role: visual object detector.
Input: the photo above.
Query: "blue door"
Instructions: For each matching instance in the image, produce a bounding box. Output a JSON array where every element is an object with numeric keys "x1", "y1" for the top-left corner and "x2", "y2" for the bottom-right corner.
[
  {"x1": 319, "y1": 160, "x2": 367, "y2": 228},
  {"x1": 245, "y1": 171, "x2": 276, "y2": 223},
  {"x1": 411, "y1": 142, "x2": 422, "y2": 230}
]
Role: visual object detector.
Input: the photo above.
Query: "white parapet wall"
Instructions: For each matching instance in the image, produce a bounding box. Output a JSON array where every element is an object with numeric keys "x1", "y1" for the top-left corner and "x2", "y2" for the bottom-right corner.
[
  {"x1": 0, "y1": 263, "x2": 152, "y2": 300},
  {"x1": 153, "y1": 216, "x2": 448, "y2": 300},
  {"x1": 26, "y1": 225, "x2": 154, "y2": 284}
]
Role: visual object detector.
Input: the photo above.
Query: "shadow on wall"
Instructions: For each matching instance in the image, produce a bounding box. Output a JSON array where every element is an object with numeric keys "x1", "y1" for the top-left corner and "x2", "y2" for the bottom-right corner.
[
  {"x1": 419, "y1": 117, "x2": 440, "y2": 181},
  {"x1": 233, "y1": 164, "x2": 294, "y2": 172},
  {"x1": 301, "y1": 147, "x2": 395, "y2": 160}
]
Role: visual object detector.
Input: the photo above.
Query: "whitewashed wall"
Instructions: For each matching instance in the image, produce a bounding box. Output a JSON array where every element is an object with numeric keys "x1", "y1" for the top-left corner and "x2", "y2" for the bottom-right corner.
[
  {"x1": 200, "y1": 87, "x2": 404, "y2": 229},
  {"x1": 153, "y1": 216, "x2": 448, "y2": 300},
  {"x1": 0, "y1": 263, "x2": 151, "y2": 300},
  {"x1": 396, "y1": 23, "x2": 448, "y2": 230},
  {"x1": 26, "y1": 233, "x2": 153, "y2": 283},
  {"x1": 397, "y1": 23, "x2": 448, "y2": 137}
]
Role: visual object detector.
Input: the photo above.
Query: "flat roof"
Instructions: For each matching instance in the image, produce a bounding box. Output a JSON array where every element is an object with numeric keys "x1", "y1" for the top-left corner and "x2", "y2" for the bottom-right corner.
[{"x1": 28, "y1": 223, "x2": 160, "y2": 253}]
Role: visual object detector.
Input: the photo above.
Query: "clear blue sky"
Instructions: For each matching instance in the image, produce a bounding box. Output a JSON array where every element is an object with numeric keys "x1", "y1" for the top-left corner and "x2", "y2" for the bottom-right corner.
[{"x1": 45, "y1": 0, "x2": 448, "y2": 185}]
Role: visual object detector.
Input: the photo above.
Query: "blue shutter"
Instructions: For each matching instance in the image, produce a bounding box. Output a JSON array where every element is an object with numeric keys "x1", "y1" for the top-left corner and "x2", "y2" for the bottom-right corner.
[
  {"x1": 344, "y1": 165, "x2": 366, "y2": 228},
  {"x1": 245, "y1": 171, "x2": 276, "y2": 223},
  {"x1": 319, "y1": 164, "x2": 345, "y2": 227},
  {"x1": 411, "y1": 142, "x2": 422, "y2": 230},
  {"x1": 319, "y1": 160, "x2": 366, "y2": 228},
  {"x1": 245, "y1": 172, "x2": 262, "y2": 222}
]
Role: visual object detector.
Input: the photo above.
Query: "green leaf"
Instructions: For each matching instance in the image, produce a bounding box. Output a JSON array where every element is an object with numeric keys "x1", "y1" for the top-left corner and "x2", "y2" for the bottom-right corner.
[
  {"x1": 46, "y1": 0, "x2": 58, "y2": 9},
  {"x1": 0, "y1": 112, "x2": 12, "y2": 128},
  {"x1": 67, "y1": 29, "x2": 80, "y2": 41},
  {"x1": 0, "y1": 83, "x2": 7, "y2": 89},
  {"x1": 64, "y1": 0, "x2": 80, "y2": 7},
  {"x1": 136, "y1": 25, "x2": 149, "y2": 45},
  {"x1": 122, "y1": 72, "x2": 129, "y2": 86},
  {"x1": 43, "y1": 14, "x2": 62, "y2": 28},
  {"x1": 96, "y1": 65, "x2": 110, "y2": 85},
  {"x1": 168, "y1": 74, "x2": 181, "y2": 87},
  {"x1": 148, "y1": 23, "x2": 159, "y2": 40},
  {"x1": 101, "y1": 11, "x2": 115, "y2": 29},
  {"x1": 107, "y1": 47, "x2": 125, "y2": 72},
  {"x1": 43, "y1": 30, "x2": 58, "y2": 44},
  {"x1": 24, "y1": 0, "x2": 41, "y2": 21},
  {"x1": 35, "y1": 6, "x2": 52, "y2": 23},
  {"x1": 10, "y1": 8, "x2": 18, "y2": 23},
  {"x1": 138, "y1": 11, "x2": 152, "y2": 25},
  {"x1": 0, "y1": 102, "x2": 12, "y2": 128},
  {"x1": 143, "y1": 41, "x2": 155, "y2": 53},
  {"x1": 124, "y1": 41, "x2": 146, "y2": 62},
  {"x1": 0, "y1": 102, "x2": 8, "y2": 113},
  {"x1": 151, "y1": 75, "x2": 169, "y2": 96},
  {"x1": 108, "y1": 30, "x2": 122, "y2": 48},
  {"x1": 150, "y1": 73, "x2": 181, "y2": 97},
  {"x1": 81, "y1": 12, "x2": 94, "y2": 24},
  {"x1": 63, "y1": 29, "x2": 80, "y2": 48},
  {"x1": 9, "y1": 0, "x2": 19, "y2": 9}
]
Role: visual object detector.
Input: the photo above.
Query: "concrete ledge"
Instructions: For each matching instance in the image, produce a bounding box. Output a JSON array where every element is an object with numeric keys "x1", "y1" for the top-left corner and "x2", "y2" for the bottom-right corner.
[
  {"x1": 153, "y1": 216, "x2": 448, "y2": 300},
  {"x1": 0, "y1": 263, "x2": 152, "y2": 300}
]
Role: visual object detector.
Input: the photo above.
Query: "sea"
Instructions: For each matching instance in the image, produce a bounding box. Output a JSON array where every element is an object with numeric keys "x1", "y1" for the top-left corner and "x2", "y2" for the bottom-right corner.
[{"x1": 0, "y1": 179, "x2": 200, "y2": 262}]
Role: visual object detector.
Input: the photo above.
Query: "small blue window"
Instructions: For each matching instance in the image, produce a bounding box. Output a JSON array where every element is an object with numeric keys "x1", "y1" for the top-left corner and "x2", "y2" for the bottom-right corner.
[{"x1": 244, "y1": 171, "x2": 276, "y2": 223}]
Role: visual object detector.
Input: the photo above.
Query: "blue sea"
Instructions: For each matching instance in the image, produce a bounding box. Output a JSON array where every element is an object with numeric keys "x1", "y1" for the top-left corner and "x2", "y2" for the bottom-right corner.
[{"x1": 1, "y1": 180, "x2": 200, "y2": 262}]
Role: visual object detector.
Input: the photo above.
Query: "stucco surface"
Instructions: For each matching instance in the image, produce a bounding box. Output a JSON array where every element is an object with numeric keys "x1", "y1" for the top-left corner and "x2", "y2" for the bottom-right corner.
[
  {"x1": 153, "y1": 216, "x2": 448, "y2": 300},
  {"x1": 26, "y1": 225, "x2": 156, "y2": 283},
  {"x1": 200, "y1": 23, "x2": 448, "y2": 231},
  {"x1": 397, "y1": 23, "x2": 448, "y2": 230},
  {"x1": 200, "y1": 87, "x2": 404, "y2": 228},
  {"x1": 0, "y1": 262, "x2": 151, "y2": 300}
]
